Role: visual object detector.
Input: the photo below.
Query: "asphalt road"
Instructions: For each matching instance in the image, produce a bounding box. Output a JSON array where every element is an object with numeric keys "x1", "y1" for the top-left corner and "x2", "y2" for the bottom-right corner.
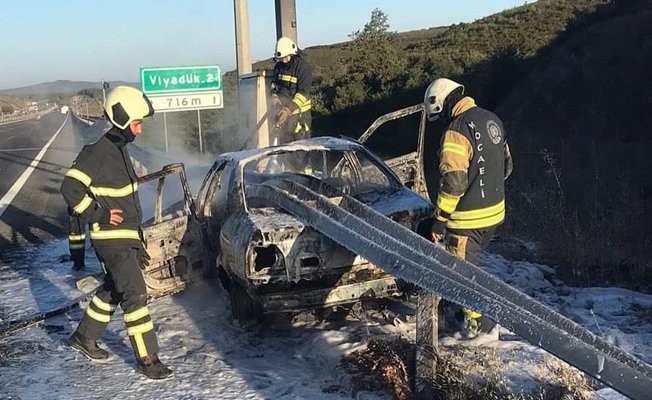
[{"x1": 0, "y1": 112, "x2": 88, "y2": 256}]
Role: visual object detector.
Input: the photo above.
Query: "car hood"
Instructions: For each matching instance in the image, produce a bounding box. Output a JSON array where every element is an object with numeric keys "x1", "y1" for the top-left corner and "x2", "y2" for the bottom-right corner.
[{"x1": 247, "y1": 187, "x2": 432, "y2": 233}]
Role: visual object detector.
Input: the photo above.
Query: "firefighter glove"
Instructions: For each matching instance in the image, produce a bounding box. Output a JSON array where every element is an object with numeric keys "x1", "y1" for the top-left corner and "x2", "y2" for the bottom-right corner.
[
  {"x1": 431, "y1": 218, "x2": 446, "y2": 236},
  {"x1": 137, "y1": 246, "x2": 151, "y2": 270},
  {"x1": 271, "y1": 94, "x2": 282, "y2": 107},
  {"x1": 276, "y1": 107, "x2": 291, "y2": 126}
]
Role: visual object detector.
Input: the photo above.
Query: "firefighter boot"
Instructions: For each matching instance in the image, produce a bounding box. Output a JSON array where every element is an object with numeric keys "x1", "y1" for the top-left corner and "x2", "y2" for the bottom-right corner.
[
  {"x1": 136, "y1": 354, "x2": 173, "y2": 380},
  {"x1": 68, "y1": 331, "x2": 109, "y2": 361},
  {"x1": 70, "y1": 249, "x2": 85, "y2": 271},
  {"x1": 462, "y1": 308, "x2": 497, "y2": 338}
]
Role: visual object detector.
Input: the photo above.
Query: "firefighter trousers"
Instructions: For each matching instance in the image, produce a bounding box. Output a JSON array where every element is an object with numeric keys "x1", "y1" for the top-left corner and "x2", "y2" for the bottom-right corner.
[
  {"x1": 442, "y1": 226, "x2": 498, "y2": 332},
  {"x1": 76, "y1": 245, "x2": 160, "y2": 359},
  {"x1": 68, "y1": 213, "x2": 86, "y2": 269},
  {"x1": 443, "y1": 226, "x2": 497, "y2": 266},
  {"x1": 276, "y1": 111, "x2": 312, "y2": 144}
]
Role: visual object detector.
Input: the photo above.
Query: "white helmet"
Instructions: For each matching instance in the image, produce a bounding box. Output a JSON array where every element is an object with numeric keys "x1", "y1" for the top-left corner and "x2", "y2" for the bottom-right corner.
[
  {"x1": 274, "y1": 37, "x2": 298, "y2": 59},
  {"x1": 424, "y1": 78, "x2": 464, "y2": 121},
  {"x1": 104, "y1": 86, "x2": 154, "y2": 130}
]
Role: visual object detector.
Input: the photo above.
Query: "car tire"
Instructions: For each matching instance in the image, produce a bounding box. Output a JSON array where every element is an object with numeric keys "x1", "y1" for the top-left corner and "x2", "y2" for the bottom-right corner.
[
  {"x1": 217, "y1": 266, "x2": 231, "y2": 292},
  {"x1": 229, "y1": 281, "x2": 263, "y2": 322}
]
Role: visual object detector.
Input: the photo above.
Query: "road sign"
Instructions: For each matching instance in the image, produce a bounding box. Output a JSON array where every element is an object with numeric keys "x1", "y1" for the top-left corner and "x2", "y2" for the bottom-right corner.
[
  {"x1": 148, "y1": 91, "x2": 224, "y2": 113},
  {"x1": 140, "y1": 66, "x2": 222, "y2": 95}
]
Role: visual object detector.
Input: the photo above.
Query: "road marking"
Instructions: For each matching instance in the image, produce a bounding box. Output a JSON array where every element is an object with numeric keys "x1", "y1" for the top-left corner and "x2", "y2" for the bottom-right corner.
[{"x1": 0, "y1": 113, "x2": 70, "y2": 218}]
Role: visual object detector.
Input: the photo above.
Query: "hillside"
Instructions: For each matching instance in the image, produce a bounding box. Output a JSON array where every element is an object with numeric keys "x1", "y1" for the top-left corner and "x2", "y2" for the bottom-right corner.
[
  {"x1": 0, "y1": 96, "x2": 28, "y2": 114},
  {"x1": 244, "y1": 0, "x2": 651, "y2": 290},
  {"x1": 307, "y1": 0, "x2": 607, "y2": 131},
  {"x1": 496, "y1": 0, "x2": 652, "y2": 289},
  {"x1": 0, "y1": 80, "x2": 137, "y2": 97}
]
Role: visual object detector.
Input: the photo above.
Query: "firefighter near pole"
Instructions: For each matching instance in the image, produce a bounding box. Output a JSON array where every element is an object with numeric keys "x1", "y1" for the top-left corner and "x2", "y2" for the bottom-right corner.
[{"x1": 270, "y1": 36, "x2": 313, "y2": 145}]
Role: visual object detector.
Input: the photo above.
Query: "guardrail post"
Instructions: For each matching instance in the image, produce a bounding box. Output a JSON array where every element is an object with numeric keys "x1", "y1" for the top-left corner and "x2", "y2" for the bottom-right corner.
[{"x1": 414, "y1": 293, "x2": 440, "y2": 399}]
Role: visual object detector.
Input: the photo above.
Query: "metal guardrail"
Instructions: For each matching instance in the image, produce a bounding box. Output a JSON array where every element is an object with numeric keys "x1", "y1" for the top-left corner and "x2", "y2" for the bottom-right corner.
[
  {"x1": 72, "y1": 111, "x2": 93, "y2": 125},
  {"x1": 0, "y1": 108, "x2": 56, "y2": 126},
  {"x1": 250, "y1": 180, "x2": 652, "y2": 400},
  {"x1": 0, "y1": 114, "x2": 36, "y2": 126}
]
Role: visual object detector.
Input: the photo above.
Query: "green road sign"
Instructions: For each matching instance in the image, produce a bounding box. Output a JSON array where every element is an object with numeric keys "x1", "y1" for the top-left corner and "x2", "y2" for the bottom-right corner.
[{"x1": 140, "y1": 65, "x2": 222, "y2": 94}]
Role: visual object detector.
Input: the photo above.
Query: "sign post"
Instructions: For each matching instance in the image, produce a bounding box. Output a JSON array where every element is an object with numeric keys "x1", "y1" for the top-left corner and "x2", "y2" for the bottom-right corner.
[
  {"x1": 197, "y1": 110, "x2": 203, "y2": 154},
  {"x1": 140, "y1": 65, "x2": 224, "y2": 152}
]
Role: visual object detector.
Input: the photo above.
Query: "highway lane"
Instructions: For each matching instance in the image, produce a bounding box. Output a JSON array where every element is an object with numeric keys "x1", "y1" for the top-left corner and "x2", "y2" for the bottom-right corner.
[
  {"x1": 0, "y1": 115, "x2": 66, "y2": 197},
  {"x1": 0, "y1": 113, "x2": 89, "y2": 255}
]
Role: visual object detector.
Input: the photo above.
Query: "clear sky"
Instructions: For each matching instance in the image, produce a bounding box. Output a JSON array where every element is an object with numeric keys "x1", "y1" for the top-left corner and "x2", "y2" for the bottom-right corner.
[{"x1": 0, "y1": 0, "x2": 528, "y2": 90}]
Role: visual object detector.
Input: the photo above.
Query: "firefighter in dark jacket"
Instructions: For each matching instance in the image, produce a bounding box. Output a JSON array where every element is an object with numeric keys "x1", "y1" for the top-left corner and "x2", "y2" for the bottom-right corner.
[
  {"x1": 424, "y1": 78, "x2": 513, "y2": 336},
  {"x1": 271, "y1": 36, "x2": 313, "y2": 144},
  {"x1": 61, "y1": 86, "x2": 172, "y2": 379}
]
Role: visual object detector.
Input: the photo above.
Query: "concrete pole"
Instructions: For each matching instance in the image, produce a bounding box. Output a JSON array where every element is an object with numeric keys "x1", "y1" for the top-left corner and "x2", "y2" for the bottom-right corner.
[
  {"x1": 274, "y1": 0, "x2": 298, "y2": 45},
  {"x1": 101, "y1": 79, "x2": 106, "y2": 107},
  {"x1": 163, "y1": 112, "x2": 169, "y2": 153},
  {"x1": 233, "y1": 0, "x2": 252, "y2": 77}
]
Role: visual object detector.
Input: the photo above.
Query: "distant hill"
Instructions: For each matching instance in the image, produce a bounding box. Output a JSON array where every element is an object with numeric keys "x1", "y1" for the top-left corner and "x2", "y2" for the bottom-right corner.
[{"x1": 0, "y1": 80, "x2": 138, "y2": 97}]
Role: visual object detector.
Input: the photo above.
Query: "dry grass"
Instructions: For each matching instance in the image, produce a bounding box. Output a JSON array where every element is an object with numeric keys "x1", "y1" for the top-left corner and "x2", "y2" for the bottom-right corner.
[
  {"x1": 70, "y1": 95, "x2": 103, "y2": 117},
  {"x1": 342, "y1": 338, "x2": 595, "y2": 400},
  {"x1": 341, "y1": 338, "x2": 413, "y2": 400},
  {"x1": 531, "y1": 356, "x2": 594, "y2": 400},
  {"x1": 0, "y1": 96, "x2": 28, "y2": 113}
]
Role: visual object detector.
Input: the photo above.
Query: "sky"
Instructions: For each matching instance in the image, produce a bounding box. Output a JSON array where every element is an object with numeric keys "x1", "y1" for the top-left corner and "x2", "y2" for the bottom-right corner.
[{"x1": 0, "y1": 0, "x2": 529, "y2": 90}]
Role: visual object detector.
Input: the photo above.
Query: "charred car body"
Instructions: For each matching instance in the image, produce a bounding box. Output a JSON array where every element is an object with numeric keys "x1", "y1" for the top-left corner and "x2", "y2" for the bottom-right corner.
[
  {"x1": 137, "y1": 106, "x2": 433, "y2": 321},
  {"x1": 196, "y1": 136, "x2": 432, "y2": 320}
]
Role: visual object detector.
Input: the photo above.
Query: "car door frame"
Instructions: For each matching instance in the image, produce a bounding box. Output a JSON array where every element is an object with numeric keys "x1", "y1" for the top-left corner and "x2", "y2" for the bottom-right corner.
[
  {"x1": 139, "y1": 163, "x2": 210, "y2": 297},
  {"x1": 356, "y1": 103, "x2": 430, "y2": 200}
]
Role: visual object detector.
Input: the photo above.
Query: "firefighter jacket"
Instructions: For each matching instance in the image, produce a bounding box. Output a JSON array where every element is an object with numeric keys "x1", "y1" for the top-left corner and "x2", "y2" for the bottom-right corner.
[
  {"x1": 271, "y1": 54, "x2": 313, "y2": 116},
  {"x1": 61, "y1": 128, "x2": 143, "y2": 249},
  {"x1": 433, "y1": 97, "x2": 513, "y2": 230}
]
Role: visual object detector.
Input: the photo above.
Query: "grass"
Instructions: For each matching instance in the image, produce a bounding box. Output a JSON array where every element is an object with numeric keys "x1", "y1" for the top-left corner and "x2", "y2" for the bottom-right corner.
[
  {"x1": 342, "y1": 338, "x2": 594, "y2": 400},
  {"x1": 0, "y1": 96, "x2": 29, "y2": 113}
]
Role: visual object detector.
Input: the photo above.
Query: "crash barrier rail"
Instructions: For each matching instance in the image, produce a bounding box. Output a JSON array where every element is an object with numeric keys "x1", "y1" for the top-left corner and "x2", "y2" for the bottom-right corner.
[
  {"x1": 0, "y1": 108, "x2": 54, "y2": 126},
  {"x1": 72, "y1": 111, "x2": 93, "y2": 126},
  {"x1": 247, "y1": 179, "x2": 652, "y2": 400},
  {"x1": 0, "y1": 115, "x2": 32, "y2": 125}
]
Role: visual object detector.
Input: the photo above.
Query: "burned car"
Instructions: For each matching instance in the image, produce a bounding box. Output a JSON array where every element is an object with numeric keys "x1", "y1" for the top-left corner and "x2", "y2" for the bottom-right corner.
[
  {"x1": 135, "y1": 105, "x2": 434, "y2": 321},
  {"x1": 194, "y1": 137, "x2": 433, "y2": 321}
]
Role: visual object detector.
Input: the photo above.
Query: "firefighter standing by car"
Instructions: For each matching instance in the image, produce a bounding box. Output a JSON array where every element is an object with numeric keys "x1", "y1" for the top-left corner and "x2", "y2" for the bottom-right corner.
[
  {"x1": 271, "y1": 36, "x2": 313, "y2": 144},
  {"x1": 424, "y1": 78, "x2": 513, "y2": 336},
  {"x1": 61, "y1": 86, "x2": 172, "y2": 379}
]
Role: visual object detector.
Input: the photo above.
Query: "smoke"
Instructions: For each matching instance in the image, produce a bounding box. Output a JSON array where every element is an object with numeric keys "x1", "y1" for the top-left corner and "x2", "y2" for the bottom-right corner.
[{"x1": 141, "y1": 97, "x2": 265, "y2": 160}]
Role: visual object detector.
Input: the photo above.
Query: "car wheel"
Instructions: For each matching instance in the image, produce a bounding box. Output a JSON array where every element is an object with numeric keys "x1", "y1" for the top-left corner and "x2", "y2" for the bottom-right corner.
[
  {"x1": 229, "y1": 280, "x2": 263, "y2": 322},
  {"x1": 217, "y1": 266, "x2": 231, "y2": 292}
]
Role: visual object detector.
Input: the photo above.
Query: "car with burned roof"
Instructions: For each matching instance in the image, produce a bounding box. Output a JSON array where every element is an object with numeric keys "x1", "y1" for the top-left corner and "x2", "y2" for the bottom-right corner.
[
  {"x1": 196, "y1": 136, "x2": 434, "y2": 320},
  {"x1": 134, "y1": 105, "x2": 434, "y2": 322}
]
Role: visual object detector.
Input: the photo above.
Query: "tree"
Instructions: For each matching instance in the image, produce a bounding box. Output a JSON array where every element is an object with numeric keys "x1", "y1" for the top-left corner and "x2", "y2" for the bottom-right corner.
[
  {"x1": 1, "y1": 105, "x2": 14, "y2": 115},
  {"x1": 345, "y1": 8, "x2": 406, "y2": 99}
]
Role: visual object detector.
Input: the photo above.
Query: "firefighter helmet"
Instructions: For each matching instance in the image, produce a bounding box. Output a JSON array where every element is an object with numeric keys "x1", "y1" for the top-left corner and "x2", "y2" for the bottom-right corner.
[
  {"x1": 274, "y1": 37, "x2": 298, "y2": 59},
  {"x1": 424, "y1": 78, "x2": 464, "y2": 121},
  {"x1": 104, "y1": 86, "x2": 154, "y2": 130}
]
